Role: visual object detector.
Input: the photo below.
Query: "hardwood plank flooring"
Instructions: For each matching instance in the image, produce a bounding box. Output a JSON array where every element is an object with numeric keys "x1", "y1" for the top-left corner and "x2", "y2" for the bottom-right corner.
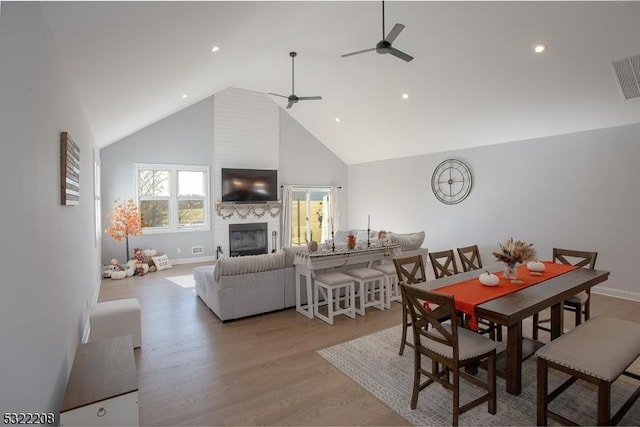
[{"x1": 98, "y1": 262, "x2": 640, "y2": 426}]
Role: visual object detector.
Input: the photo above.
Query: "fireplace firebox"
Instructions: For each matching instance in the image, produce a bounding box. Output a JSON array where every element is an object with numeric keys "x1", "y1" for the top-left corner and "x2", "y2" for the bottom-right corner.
[{"x1": 229, "y1": 223, "x2": 268, "y2": 257}]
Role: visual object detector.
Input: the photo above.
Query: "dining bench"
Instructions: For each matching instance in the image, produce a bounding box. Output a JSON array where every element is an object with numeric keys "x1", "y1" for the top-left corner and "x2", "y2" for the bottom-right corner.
[{"x1": 536, "y1": 316, "x2": 640, "y2": 425}]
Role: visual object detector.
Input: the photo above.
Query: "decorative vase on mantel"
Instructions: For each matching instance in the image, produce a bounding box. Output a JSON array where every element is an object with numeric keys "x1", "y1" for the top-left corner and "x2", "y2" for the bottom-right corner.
[{"x1": 503, "y1": 262, "x2": 518, "y2": 280}]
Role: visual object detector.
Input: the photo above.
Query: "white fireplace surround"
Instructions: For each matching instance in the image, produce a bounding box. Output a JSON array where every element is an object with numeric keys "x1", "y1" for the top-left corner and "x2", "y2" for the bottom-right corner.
[{"x1": 212, "y1": 88, "x2": 280, "y2": 256}]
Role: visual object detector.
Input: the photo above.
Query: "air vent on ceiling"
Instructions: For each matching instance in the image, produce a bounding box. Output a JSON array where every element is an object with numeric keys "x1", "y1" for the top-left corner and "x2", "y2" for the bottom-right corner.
[{"x1": 611, "y1": 54, "x2": 640, "y2": 100}]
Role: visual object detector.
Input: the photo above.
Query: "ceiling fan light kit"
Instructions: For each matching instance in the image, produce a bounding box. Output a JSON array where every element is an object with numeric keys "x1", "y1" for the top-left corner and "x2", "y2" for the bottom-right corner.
[{"x1": 268, "y1": 51, "x2": 322, "y2": 109}]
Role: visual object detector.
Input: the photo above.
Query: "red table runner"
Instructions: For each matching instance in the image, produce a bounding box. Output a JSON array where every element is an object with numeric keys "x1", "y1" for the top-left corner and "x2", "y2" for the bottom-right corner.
[{"x1": 432, "y1": 262, "x2": 577, "y2": 329}]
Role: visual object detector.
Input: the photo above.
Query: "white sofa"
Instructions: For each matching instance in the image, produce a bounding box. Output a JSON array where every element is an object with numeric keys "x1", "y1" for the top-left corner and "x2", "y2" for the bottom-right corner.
[
  {"x1": 194, "y1": 247, "x2": 307, "y2": 322},
  {"x1": 194, "y1": 231, "x2": 427, "y2": 322}
]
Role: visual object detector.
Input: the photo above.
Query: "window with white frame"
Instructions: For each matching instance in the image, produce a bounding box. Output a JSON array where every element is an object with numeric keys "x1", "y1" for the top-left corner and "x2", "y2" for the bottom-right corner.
[{"x1": 135, "y1": 163, "x2": 209, "y2": 232}]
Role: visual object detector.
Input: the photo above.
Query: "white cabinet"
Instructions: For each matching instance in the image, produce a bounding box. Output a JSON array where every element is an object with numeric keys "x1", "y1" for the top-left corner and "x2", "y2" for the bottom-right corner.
[
  {"x1": 60, "y1": 335, "x2": 138, "y2": 426},
  {"x1": 60, "y1": 392, "x2": 138, "y2": 426}
]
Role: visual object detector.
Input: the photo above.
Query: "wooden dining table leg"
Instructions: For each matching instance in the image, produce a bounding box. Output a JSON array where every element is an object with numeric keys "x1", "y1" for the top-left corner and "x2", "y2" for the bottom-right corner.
[
  {"x1": 550, "y1": 302, "x2": 564, "y2": 340},
  {"x1": 506, "y1": 321, "x2": 523, "y2": 395}
]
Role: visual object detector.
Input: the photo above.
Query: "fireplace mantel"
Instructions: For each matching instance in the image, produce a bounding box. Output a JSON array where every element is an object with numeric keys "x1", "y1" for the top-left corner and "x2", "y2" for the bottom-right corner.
[{"x1": 215, "y1": 201, "x2": 282, "y2": 220}]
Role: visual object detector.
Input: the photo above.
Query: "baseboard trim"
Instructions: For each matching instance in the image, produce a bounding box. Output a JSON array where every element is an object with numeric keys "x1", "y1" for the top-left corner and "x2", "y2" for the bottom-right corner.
[
  {"x1": 592, "y1": 286, "x2": 640, "y2": 302},
  {"x1": 171, "y1": 255, "x2": 217, "y2": 265}
]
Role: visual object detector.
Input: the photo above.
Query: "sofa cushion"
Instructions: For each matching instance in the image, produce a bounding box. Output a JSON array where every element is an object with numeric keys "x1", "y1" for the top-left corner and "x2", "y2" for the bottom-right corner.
[
  {"x1": 214, "y1": 250, "x2": 286, "y2": 281},
  {"x1": 389, "y1": 231, "x2": 425, "y2": 251},
  {"x1": 283, "y1": 245, "x2": 309, "y2": 266}
]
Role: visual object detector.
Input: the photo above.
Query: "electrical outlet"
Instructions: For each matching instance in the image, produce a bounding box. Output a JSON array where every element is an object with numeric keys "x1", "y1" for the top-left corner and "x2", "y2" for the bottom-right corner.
[{"x1": 177, "y1": 248, "x2": 181, "y2": 254}]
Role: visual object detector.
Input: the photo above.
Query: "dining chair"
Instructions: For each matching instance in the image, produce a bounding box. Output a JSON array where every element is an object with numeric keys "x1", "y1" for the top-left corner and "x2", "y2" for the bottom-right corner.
[
  {"x1": 456, "y1": 245, "x2": 502, "y2": 341},
  {"x1": 532, "y1": 248, "x2": 598, "y2": 340},
  {"x1": 393, "y1": 255, "x2": 428, "y2": 356},
  {"x1": 457, "y1": 245, "x2": 483, "y2": 272},
  {"x1": 429, "y1": 249, "x2": 459, "y2": 279},
  {"x1": 401, "y1": 283, "x2": 497, "y2": 426}
]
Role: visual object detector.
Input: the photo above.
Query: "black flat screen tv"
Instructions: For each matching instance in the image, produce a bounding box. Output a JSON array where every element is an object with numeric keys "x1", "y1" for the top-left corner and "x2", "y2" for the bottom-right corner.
[{"x1": 221, "y1": 168, "x2": 278, "y2": 202}]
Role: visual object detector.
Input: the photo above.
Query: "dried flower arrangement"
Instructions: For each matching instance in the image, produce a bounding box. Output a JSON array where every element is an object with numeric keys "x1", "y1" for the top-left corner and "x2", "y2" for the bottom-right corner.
[
  {"x1": 492, "y1": 238, "x2": 537, "y2": 265},
  {"x1": 105, "y1": 198, "x2": 144, "y2": 261}
]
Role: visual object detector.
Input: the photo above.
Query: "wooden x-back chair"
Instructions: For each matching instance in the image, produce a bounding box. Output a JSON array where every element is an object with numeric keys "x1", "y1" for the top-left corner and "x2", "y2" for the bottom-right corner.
[
  {"x1": 532, "y1": 248, "x2": 598, "y2": 340},
  {"x1": 393, "y1": 255, "x2": 428, "y2": 356},
  {"x1": 402, "y1": 284, "x2": 497, "y2": 426},
  {"x1": 429, "y1": 249, "x2": 459, "y2": 279},
  {"x1": 457, "y1": 245, "x2": 482, "y2": 273}
]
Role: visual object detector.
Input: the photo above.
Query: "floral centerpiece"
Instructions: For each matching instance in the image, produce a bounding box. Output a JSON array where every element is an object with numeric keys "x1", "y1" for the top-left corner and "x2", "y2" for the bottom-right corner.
[
  {"x1": 105, "y1": 198, "x2": 144, "y2": 262},
  {"x1": 492, "y1": 238, "x2": 537, "y2": 280}
]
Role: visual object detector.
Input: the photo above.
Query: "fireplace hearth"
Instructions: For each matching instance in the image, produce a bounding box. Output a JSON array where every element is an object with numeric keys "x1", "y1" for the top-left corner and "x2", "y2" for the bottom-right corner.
[{"x1": 229, "y1": 223, "x2": 268, "y2": 257}]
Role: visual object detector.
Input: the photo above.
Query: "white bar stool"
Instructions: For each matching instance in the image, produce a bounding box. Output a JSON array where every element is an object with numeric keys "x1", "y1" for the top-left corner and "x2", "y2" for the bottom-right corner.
[
  {"x1": 345, "y1": 267, "x2": 385, "y2": 315},
  {"x1": 372, "y1": 262, "x2": 400, "y2": 309},
  {"x1": 313, "y1": 272, "x2": 356, "y2": 325}
]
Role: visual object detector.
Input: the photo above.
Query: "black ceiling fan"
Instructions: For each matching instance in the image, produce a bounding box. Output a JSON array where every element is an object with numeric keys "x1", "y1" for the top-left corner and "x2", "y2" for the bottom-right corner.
[
  {"x1": 268, "y1": 52, "x2": 322, "y2": 109},
  {"x1": 342, "y1": 1, "x2": 413, "y2": 62}
]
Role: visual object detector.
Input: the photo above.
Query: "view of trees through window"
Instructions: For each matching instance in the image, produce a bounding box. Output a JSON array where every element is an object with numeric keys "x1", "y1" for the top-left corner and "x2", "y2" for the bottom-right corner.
[
  {"x1": 291, "y1": 189, "x2": 330, "y2": 246},
  {"x1": 136, "y1": 165, "x2": 208, "y2": 231}
]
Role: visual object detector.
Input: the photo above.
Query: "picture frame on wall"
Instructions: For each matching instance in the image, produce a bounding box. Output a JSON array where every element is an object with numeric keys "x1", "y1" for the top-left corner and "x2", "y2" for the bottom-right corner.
[{"x1": 60, "y1": 131, "x2": 80, "y2": 205}]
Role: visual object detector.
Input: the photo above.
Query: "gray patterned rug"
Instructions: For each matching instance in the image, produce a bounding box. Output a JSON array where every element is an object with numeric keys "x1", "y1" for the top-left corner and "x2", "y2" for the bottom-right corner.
[{"x1": 317, "y1": 324, "x2": 640, "y2": 426}]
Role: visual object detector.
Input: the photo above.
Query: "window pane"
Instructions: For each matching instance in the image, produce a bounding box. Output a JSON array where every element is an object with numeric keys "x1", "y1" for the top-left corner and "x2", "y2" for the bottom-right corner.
[
  {"x1": 140, "y1": 200, "x2": 169, "y2": 228},
  {"x1": 178, "y1": 171, "x2": 205, "y2": 197},
  {"x1": 178, "y1": 200, "x2": 204, "y2": 227},
  {"x1": 138, "y1": 169, "x2": 170, "y2": 197},
  {"x1": 291, "y1": 191, "x2": 307, "y2": 246},
  {"x1": 290, "y1": 190, "x2": 330, "y2": 245}
]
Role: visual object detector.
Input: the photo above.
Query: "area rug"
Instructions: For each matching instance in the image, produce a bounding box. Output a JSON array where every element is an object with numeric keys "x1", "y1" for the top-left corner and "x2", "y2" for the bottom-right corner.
[
  {"x1": 318, "y1": 324, "x2": 640, "y2": 426},
  {"x1": 166, "y1": 274, "x2": 195, "y2": 289}
]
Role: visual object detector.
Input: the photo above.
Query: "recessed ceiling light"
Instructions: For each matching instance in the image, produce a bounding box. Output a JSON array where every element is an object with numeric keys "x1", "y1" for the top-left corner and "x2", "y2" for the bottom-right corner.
[
  {"x1": 402, "y1": 93, "x2": 409, "y2": 99},
  {"x1": 181, "y1": 94, "x2": 188, "y2": 99},
  {"x1": 335, "y1": 117, "x2": 341, "y2": 123},
  {"x1": 534, "y1": 43, "x2": 546, "y2": 54},
  {"x1": 211, "y1": 45, "x2": 220, "y2": 53}
]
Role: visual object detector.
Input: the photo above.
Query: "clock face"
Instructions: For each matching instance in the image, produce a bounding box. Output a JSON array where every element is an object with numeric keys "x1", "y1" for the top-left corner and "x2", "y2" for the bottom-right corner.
[{"x1": 431, "y1": 159, "x2": 473, "y2": 205}]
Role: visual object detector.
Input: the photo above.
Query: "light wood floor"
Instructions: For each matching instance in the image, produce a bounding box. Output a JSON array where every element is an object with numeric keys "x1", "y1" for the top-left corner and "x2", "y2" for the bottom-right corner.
[{"x1": 98, "y1": 263, "x2": 640, "y2": 426}]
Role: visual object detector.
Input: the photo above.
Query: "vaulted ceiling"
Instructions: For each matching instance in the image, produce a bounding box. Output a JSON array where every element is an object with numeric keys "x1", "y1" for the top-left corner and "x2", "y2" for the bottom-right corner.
[{"x1": 40, "y1": 1, "x2": 640, "y2": 165}]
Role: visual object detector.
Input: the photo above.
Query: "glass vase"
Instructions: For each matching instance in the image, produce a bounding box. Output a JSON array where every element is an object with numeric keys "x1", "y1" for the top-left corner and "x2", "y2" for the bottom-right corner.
[{"x1": 503, "y1": 262, "x2": 518, "y2": 280}]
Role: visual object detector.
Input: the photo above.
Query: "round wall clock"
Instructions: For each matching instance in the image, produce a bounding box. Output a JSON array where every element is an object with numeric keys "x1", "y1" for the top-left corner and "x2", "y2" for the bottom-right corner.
[{"x1": 431, "y1": 159, "x2": 473, "y2": 205}]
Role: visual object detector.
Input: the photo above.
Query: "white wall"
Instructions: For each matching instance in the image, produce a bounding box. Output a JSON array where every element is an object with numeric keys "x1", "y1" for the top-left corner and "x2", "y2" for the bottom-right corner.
[
  {"x1": 0, "y1": 3, "x2": 101, "y2": 414},
  {"x1": 349, "y1": 123, "x2": 640, "y2": 299},
  {"x1": 212, "y1": 88, "x2": 280, "y2": 254},
  {"x1": 279, "y1": 109, "x2": 348, "y2": 229},
  {"x1": 100, "y1": 97, "x2": 215, "y2": 263}
]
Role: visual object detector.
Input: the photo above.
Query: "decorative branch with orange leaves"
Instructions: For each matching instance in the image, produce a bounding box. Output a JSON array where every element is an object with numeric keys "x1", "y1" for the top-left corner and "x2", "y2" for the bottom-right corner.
[{"x1": 105, "y1": 198, "x2": 143, "y2": 261}]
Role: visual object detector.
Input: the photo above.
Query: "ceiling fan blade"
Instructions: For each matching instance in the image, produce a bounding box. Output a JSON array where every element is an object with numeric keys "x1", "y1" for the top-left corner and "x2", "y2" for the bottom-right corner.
[
  {"x1": 297, "y1": 96, "x2": 322, "y2": 101},
  {"x1": 286, "y1": 101, "x2": 294, "y2": 109},
  {"x1": 268, "y1": 93, "x2": 289, "y2": 99},
  {"x1": 385, "y1": 23, "x2": 405, "y2": 43},
  {"x1": 341, "y1": 47, "x2": 376, "y2": 58},
  {"x1": 388, "y1": 47, "x2": 414, "y2": 62}
]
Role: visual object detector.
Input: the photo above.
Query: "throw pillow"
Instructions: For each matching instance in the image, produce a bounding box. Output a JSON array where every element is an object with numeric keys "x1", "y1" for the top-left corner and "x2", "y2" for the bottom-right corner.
[
  {"x1": 355, "y1": 229, "x2": 369, "y2": 241},
  {"x1": 151, "y1": 254, "x2": 172, "y2": 271},
  {"x1": 389, "y1": 231, "x2": 426, "y2": 251},
  {"x1": 333, "y1": 230, "x2": 348, "y2": 244}
]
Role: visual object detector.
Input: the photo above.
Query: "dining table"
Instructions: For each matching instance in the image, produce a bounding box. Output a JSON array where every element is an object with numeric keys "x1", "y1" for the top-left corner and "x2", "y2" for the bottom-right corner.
[{"x1": 412, "y1": 262, "x2": 610, "y2": 395}]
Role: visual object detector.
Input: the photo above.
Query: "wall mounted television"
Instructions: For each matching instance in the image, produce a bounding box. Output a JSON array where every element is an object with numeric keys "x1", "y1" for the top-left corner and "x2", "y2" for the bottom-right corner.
[{"x1": 221, "y1": 168, "x2": 278, "y2": 202}]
